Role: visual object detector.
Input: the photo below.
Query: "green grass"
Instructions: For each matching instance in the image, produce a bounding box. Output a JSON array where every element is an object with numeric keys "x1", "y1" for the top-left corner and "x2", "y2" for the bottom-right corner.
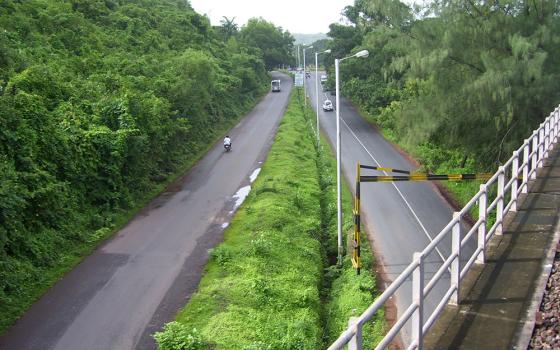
[
  {"x1": 0, "y1": 85, "x2": 268, "y2": 335},
  {"x1": 316, "y1": 132, "x2": 385, "y2": 347},
  {"x1": 158, "y1": 89, "x2": 384, "y2": 349}
]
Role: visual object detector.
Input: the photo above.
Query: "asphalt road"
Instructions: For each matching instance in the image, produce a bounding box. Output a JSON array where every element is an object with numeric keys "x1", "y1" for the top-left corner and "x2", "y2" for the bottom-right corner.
[
  {"x1": 0, "y1": 72, "x2": 292, "y2": 350},
  {"x1": 306, "y1": 73, "x2": 475, "y2": 343}
]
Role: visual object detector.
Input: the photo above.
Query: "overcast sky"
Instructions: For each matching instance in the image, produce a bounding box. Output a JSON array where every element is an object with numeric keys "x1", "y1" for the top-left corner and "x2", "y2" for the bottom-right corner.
[{"x1": 188, "y1": 0, "x2": 355, "y2": 34}]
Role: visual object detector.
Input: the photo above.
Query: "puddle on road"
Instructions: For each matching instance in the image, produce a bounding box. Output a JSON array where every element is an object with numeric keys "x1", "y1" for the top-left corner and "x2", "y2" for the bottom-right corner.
[
  {"x1": 249, "y1": 168, "x2": 261, "y2": 183},
  {"x1": 232, "y1": 185, "x2": 251, "y2": 210}
]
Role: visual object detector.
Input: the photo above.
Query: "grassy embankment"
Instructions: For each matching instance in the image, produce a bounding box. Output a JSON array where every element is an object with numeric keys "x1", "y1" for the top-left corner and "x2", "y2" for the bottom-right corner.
[{"x1": 155, "y1": 89, "x2": 384, "y2": 349}]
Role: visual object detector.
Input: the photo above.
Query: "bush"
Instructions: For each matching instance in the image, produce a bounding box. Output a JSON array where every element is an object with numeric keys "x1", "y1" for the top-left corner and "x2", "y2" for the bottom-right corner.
[{"x1": 153, "y1": 322, "x2": 208, "y2": 350}]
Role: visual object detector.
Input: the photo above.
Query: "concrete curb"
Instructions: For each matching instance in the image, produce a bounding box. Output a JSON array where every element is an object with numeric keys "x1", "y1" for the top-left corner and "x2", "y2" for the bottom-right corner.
[{"x1": 514, "y1": 195, "x2": 560, "y2": 350}]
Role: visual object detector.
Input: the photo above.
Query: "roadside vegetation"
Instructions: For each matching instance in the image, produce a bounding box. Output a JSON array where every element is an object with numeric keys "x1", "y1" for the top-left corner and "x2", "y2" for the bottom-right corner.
[
  {"x1": 321, "y1": 0, "x2": 560, "y2": 205},
  {"x1": 0, "y1": 0, "x2": 295, "y2": 333},
  {"x1": 155, "y1": 89, "x2": 384, "y2": 349}
]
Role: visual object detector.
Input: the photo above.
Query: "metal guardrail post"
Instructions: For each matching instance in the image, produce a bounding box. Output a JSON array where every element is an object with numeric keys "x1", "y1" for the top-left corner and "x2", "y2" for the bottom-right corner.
[
  {"x1": 532, "y1": 133, "x2": 538, "y2": 179},
  {"x1": 348, "y1": 317, "x2": 362, "y2": 350},
  {"x1": 522, "y1": 140, "x2": 529, "y2": 193},
  {"x1": 353, "y1": 162, "x2": 361, "y2": 274},
  {"x1": 511, "y1": 151, "x2": 519, "y2": 212},
  {"x1": 412, "y1": 252, "x2": 424, "y2": 350},
  {"x1": 450, "y1": 212, "x2": 461, "y2": 305},
  {"x1": 477, "y1": 184, "x2": 487, "y2": 264},
  {"x1": 496, "y1": 166, "x2": 505, "y2": 235}
]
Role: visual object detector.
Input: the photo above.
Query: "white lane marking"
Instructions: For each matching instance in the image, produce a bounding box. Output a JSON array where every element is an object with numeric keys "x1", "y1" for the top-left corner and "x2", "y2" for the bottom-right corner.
[{"x1": 340, "y1": 116, "x2": 448, "y2": 264}]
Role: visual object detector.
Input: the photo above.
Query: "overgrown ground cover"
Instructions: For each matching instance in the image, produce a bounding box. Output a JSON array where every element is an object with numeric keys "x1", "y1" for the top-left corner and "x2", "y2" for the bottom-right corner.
[{"x1": 155, "y1": 89, "x2": 384, "y2": 349}]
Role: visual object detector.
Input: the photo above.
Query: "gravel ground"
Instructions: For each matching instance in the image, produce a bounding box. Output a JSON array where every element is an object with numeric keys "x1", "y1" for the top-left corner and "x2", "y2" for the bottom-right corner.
[{"x1": 529, "y1": 251, "x2": 560, "y2": 349}]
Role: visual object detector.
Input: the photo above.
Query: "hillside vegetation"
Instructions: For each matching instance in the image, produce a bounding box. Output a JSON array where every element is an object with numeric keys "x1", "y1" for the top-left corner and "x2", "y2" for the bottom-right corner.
[
  {"x1": 0, "y1": 0, "x2": 294, "y2": 332},
  {"x1": 321, "y1": 0, "x2": 560, "y2": 202},
  {"x1": 154, "y1": 90, "x2": 383, "y2": 349}
]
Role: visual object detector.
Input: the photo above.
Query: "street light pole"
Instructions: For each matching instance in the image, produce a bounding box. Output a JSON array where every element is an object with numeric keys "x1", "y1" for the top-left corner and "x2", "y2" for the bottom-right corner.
[
  {"x1": 303, "y1": 45, "x2": 313, "y2": 107},
  {"x1": 334, "y1": 50, "x2": 369, "y2": 265},
  {"x1": 315, "y1": 49, "x2": 331, "y2": 145},
  {"x1": 335, "y1": 57, "x2": 343, "y2": 264}
]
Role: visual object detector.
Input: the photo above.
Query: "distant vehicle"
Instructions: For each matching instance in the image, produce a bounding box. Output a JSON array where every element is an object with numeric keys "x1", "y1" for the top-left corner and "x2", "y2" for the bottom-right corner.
[
  {"x1": 320, "y1": 75, "x2": 327, "y2": 83},
  {"x1": 322, "y1": 99, "x2": 333, "y2": 111},
  {"x1": 271, "y1": 79, "x2": 281, "y2": 92},
  {"x1": 305, "y1": 71, "x2": 311, "y2": 78}
]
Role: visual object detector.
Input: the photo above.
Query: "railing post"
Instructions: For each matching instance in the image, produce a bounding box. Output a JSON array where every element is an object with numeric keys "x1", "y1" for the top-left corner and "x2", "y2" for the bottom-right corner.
[
  {"x1": 545, "y1": 118, "x2": 550, "y2": 158},
  {"x1": 496, "y1": 166, "x2": 505, "y2": 235},
  {"x1": 552, "y1": 107, "x2": 560, "y2": 143},
  {"x1": 523, "y1": 140, "x2": 529, "y2": 193},
  {"x1": 531, "y1": 133, "x2": 538, "y2": 179},
  {"x1": 511, "y1": 151, "x2": 519, "y2": 212},
  {"x1": 348, "y1": 317, "x2": 362, "y2": 350},
  {"x1": 477, "y1": 184, "x2": 487, "y2": 264},
  {"x1": 538, "y1": 125, "x2": 544, "y2": 168},
  {"x1": 450, "y1": 212, "x2": 461, "y2": 305},
  {"x1": 412, "y1": 252, "x2": 424, "y2": 350},
  {"x1": 554, "y1": 106, "x2": 560, "y2": 143}
]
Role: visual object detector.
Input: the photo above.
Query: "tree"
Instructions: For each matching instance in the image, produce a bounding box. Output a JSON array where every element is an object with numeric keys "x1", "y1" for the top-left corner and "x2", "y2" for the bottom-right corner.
[
  {"x1": 239, "y1": 18, "x2": 295, "y2": 69},
  {"x1": 219, "y1": 16, "x2": 238, "y2": 39}
]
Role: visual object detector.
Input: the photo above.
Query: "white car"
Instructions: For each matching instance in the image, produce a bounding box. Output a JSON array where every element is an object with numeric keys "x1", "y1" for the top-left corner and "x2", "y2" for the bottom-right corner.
[
  {"x1": 322, "y1": 99, "x2": 333, "y2": 111},
  {"x1": 320, "y1": 75, "x2": 328, "y2": 83}
]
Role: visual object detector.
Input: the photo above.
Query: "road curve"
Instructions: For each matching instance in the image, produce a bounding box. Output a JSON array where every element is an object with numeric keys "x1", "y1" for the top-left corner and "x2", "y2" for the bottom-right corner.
[
  {"x1": 306, "y1": 73, "x2": 475, "y2": 342},
  {"x1": 0, "y1": 72, "x2": 292, "y2": 350}
]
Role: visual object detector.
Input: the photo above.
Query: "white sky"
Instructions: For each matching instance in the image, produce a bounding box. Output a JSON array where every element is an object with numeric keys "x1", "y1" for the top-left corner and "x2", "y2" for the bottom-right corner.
[{"x1": 189, "y1": 0, "x2": 355, "y2": 34}]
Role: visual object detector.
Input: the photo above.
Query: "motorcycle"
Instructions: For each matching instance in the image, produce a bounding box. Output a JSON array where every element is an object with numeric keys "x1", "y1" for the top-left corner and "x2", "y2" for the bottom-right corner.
[{"x1": 224, "y1": 143, "x2": 231, "y2": 152}]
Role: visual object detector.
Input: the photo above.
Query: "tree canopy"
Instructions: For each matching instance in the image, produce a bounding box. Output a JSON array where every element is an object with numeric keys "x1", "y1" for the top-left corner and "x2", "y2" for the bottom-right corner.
[
  {"x1": 239, "y1": 17, "x2": 296, "y2": 69},
  {"x1": 326, "y1": 0, "x2": 560, "y2": 168}
]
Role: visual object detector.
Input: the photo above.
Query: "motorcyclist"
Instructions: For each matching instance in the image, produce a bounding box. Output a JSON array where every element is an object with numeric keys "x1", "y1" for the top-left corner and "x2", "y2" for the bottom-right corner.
[{"x1": 224, "y1": 135, "x2": 232, "y2": 150}]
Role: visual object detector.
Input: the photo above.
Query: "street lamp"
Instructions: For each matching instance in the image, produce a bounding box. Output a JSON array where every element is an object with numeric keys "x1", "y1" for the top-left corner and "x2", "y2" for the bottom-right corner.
[
  {"x1": 302, "y1": 45, "x2": 313, "y2": 107},
  {"x1": 335, "y1": 49, "x2": 369, "y2": 265},
  {"x1": 315, "y1": 49, "x2": 331, "y2": 145}
]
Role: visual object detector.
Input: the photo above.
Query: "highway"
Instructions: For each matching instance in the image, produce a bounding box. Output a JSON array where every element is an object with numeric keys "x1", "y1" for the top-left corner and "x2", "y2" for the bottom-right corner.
[
  {"x1": 0, "y1": 73, "x2": 292, "y2": 350},
  {"x1": 306, "y1": 73, "x2": 475, "y2": 341}
]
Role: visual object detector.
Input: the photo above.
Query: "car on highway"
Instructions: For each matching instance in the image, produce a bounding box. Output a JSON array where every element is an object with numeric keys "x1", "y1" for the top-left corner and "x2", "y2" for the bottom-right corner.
[
  {"x1": 320, "y1": 74, "x2": 327, "y2": 83},
  {"x1": 322, "y1": 99, "x2": 333, "y2": 111}
]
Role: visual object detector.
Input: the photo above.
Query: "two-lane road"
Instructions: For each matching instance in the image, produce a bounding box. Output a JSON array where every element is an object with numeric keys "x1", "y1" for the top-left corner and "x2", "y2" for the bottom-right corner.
[
  {"x1": 306, "y1": 73, "x2": 474, "y2": 341},
  {"x1": 0, "y1": 73, "x2": 292, "y2": 350}
]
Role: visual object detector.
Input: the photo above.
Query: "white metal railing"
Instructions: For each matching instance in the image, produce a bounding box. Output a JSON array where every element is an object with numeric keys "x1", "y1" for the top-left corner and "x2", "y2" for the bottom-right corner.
[{"x1": 328, "y1": 105, "x2": 560, "y2": 350}]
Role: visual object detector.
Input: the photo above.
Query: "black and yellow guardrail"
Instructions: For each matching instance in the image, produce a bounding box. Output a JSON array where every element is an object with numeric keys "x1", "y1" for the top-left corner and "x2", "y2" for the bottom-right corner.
[{"x1": 352, "y1": 163, "x2": 493, "y2": 274}]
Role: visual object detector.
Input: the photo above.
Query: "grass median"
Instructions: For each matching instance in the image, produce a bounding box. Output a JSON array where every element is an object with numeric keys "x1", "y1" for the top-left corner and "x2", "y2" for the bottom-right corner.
[{"x1": 155, "y1": 89, "x2": 384, "y2": 349}]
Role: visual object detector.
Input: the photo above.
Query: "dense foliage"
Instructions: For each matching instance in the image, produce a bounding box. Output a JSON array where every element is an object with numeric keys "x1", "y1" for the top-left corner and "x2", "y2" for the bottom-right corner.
[
  {"x1": 239, "y1": 18, "x2": 296, "y2": 70},
  {"x1": 161, "y1": 90, "x2": 381, "y2": 349},
  {"x1": 0, "y1": 0, "x2": 294, "y2": 332},
  {"x1": 325, "y1": 0, "x2": 560, "y2": 170}
]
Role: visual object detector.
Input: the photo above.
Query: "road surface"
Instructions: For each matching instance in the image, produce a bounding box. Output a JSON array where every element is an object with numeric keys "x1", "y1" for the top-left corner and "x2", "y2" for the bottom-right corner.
[
  {"x1": 306, "y1": 73, "x2": 475, "y2": 343},
  {"x1": 0, "y1": 72, "x2": 292, "y2": 350}
]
